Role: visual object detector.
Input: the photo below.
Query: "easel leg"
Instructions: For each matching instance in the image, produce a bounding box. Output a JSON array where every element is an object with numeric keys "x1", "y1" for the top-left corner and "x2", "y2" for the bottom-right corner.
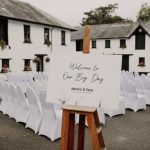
[
  {"x1": 68, "y1": 113, "x2": 75, "y2": 150},
  {"x1": 94, "y1": 111, "x2": 105, "y2": 148},
  {"x1": 87, "y1": 113, "x2": 101, "y2": 150},
  {"x1": 60, "y1": 110, "x2": 70, "y2": 150},
  {"x1": 77, "y1": 114, "x2": 85, "y2": 150}
]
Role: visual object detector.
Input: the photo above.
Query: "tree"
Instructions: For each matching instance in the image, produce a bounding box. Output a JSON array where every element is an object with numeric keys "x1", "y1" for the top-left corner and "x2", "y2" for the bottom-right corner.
[
  {"x1": 137, "y1": 3, "x2": 150, "y2": 21},
  {"x1": 81, "y1": 4, "x2": 132, "y2": 25}
]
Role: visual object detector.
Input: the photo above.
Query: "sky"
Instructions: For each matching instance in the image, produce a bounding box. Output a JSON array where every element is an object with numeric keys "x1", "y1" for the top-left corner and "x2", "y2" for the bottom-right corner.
[{"x1": 20, "y1": 0, "x2": 150, "y2": 26}]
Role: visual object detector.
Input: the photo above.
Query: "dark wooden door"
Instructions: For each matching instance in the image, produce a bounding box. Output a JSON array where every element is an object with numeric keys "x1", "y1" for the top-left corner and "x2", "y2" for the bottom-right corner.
[
  {"x1": 36, "y1": 56, "x2": 44, "y2": 72},
  {"x1": 122, "y1": 55, "x2": 129, "y2": 71}
]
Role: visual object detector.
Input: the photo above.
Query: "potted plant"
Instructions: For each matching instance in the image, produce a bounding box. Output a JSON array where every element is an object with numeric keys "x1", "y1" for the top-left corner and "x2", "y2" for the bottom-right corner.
[
  {"x1": 24, "y1": 38, "x2": 31, "y2": 43},
  {"x1": 138, "y1": 61, "x2": 145, "y2": 67},
  {"x1": 120, "y1": 44, "x2": 126, "y2": 49},
  {"x1": 45, "y1": 56, "x2": 50, "y2": 62},
  {"x1": 45, "y1": 38, "x2": 51, "y2": 47},
  {"x1": 1, "y1": 64, "x2": 10, "y2": 73},
  {"x1": 33, "y1": 57, "x2": 40, "y2": 63},
  {"x1": 24, "y1": 65, "x2": 32, "y2": 71},
  {"x1": 0, "y1": 39, "x2": 6, "y2": 50}
]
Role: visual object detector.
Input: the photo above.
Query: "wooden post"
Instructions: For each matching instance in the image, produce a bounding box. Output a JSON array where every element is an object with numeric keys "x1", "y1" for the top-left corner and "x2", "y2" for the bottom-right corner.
[{"x1": 83, "y1": 25, "x2": 90, "y2": 54}]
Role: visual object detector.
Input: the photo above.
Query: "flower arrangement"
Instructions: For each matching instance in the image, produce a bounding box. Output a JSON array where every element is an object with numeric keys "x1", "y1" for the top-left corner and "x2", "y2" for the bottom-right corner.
[
  {"x1": 33, "y1": 57, "x2": 41, "y2": 63},
  {"x1": 138, "y1": 61, "x2": 145, "y2": 67},
  {"x1": 0, "y1": 39, "x2": 6, "y2": 50},
  {"x1": 24, "y1": 65, "x2": 32, "y2": 71},
  {"x1": 24, "y1": 38, "x2": 31, "y2": 43},
  {"x1": 45, "y1": 38, "x2": 51, "y2": 47},
  {"x1": 1, "y1": 64, "x2": 10, "y2": 73},
  {"x1": 120, "y1": 44, "x2": 126, "y2": 49}
]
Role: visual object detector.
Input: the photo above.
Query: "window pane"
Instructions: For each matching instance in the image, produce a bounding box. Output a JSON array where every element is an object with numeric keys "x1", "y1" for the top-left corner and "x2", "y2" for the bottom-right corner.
[
  {"x1": 24, "y1": 25, "x2": 31, "y2": 43},
  {"x1": 61, "y1": 31, "x2": 66, "y2": 45},
  {"x1": 105, "y1": 40, "x2": 110, "y2": 48},
  {"x1": 138, "y1": 57, "x2": 145, "y2": 66},
  {"x1": 44, "y1": 28, "x2": 49, "y2": 43},
  {"x1": 92, "y1": 40, "x2": 96, "y2": 48},
  {"x1": 76, "y1": 40, "x2": 83, "y2": 51},
  {"x1": 120, "y1": 39, "x2": 126, "y2": 48},
  {"x1": 24, "y1": 59, "x2": 31, "y2": 71},
  {"x1": 2, "y1": 59, "x2": 9, "y2": 68}
]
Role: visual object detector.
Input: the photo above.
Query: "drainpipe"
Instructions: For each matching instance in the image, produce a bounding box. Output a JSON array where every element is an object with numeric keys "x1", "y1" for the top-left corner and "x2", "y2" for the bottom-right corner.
[{"x1": 50, "y1": 27, "x2": 55, "y2": 52}]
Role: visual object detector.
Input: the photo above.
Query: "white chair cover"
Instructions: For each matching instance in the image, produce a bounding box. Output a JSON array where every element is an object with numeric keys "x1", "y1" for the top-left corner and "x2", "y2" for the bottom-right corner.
[
  {"x1": 38, "y1": 90, "x2": 62, "y2": 141},
  {"x1": 15, "y1": 85, "x2": 30, "y2": 123},
  {"x1": 25, "y1": 87, "x2": 42, "y2": 133}
]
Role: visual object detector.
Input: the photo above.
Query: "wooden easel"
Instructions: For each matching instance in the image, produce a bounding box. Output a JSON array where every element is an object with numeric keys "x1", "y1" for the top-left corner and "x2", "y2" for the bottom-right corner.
[{"x1": 60, "y1": 26, "x2": 106, "y2": 150}]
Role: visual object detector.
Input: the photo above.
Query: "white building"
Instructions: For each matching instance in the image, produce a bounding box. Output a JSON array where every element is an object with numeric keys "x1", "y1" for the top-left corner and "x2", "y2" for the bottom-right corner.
[
  {"x1": 0, "y1": 0, "x2": 75, "y2": 73},
  {"x1": 71, "y1": 22, "x2": 150, "y2": 74}
]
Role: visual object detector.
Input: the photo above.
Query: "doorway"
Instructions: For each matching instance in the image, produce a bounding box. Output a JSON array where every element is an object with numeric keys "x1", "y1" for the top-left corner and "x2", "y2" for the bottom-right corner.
[
  {"x1": 35, "y1": 54, "x2": 47, "y2": 72},
  {"x1": 122, "y1": 55, "x2": 129, "y2": 71}
]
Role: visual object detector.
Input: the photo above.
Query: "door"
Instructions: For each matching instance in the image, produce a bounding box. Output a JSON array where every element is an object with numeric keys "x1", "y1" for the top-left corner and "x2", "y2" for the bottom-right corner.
[
  {"x1": 36, "y1": 56, "x2": 44, "y2": 72},
  {"x1": 122, "y1": 55, "x2": 129, "y2": 71}
]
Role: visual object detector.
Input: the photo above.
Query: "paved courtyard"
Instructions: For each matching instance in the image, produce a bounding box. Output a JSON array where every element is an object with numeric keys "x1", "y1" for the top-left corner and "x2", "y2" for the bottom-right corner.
[{"x1": 0, "y1": 107, "x2": 150, "y2": 150}]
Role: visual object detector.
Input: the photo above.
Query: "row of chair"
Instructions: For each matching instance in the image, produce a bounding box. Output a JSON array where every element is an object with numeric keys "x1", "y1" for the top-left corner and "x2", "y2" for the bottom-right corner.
[{"x1": 0, "y1": 80, "x2": 62, "y2": 141}]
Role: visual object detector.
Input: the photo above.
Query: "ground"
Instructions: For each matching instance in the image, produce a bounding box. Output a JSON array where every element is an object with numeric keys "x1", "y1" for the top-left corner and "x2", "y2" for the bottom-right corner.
[{"x1": 0, "y1": 107, "x2": 150, "y2": 150}]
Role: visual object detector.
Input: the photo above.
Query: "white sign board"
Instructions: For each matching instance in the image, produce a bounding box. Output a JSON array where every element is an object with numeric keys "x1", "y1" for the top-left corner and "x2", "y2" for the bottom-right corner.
[{"x1": 46, "y1": 52, "x2": 121, "y2": 109}]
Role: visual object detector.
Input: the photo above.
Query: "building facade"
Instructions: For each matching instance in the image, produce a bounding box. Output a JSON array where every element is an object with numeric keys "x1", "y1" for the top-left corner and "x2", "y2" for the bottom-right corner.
[
  {"x1": 0, "y1": 0, "x2": 75, "y2": 73},
  {"x1": 71, "y1": 22, "x2": 150, "y2": 74}
]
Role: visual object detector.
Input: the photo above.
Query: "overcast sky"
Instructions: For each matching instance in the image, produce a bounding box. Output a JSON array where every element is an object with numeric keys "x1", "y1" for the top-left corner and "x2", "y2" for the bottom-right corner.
[{"x1": 21, "y1": 0, "x2": 150, "y2": 26}]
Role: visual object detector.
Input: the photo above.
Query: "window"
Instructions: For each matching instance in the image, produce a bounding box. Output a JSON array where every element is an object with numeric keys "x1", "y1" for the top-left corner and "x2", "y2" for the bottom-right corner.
[
  {"x1": 61, "y1": 31, "x2": 66, "y2": 45},
  {"x1": 138, "y1": 57, "x2": 145, "y2": 67},
  {"x1": 24, "y1": 25, "x2": 31, "y2": 43},
  {"x1": 120, "y1": 39, "x2": 126, "y2": 48},
  {"x1": 135, "y1": 34, "x2": 145, "y2": 50},
  {"x1": 91, "y1": 40, "x2": 96, "y2": 48},
  {"x1": 1, "y1": 59, "x2": 10, "y2": 73},
  {"x1": 76, "y1": 40, "x2": 83, "y2": 51},
  {"x1": 24, "y1": 59, "x2": 32, "y2": 71},
  {"x1": 44, "y1": 28, "x2": 50, "y2": 43},
  {"x1": 0, "y1": 19, "x2": 8, "y2": 45},
  {"x1": 105, "y1": 40, "x2": 110, "y2": 48}
]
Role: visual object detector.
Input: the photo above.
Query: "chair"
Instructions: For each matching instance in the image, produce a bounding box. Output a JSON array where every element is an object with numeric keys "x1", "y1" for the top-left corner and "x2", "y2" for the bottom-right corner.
[
  {"x1": 0, "y1": 80, "x2": 5, "y2": 112},
  {"x1": 142, "y1": 78, "x2": 150, "y2": 105},
  {"x1": 9, "y1": 84, "x2": 19, "y2": 119},
  {"x1": 124, "y1": 80, "x2": 146, "y2": 112},
  {"x1": 104, "y1": 97, "x2": 125, "y2": 117},
  {"x1": 15, "y1": 85, "x2": 30, "y2": 123},
  {"x1": 1, "y1": 82, "x2": 11, "y2": 115},
  {"x1": 38, "y1": 90, "x2": 62, "y2": 141},
  {"x1": 25, "y1": 87, "x2": 42, "y2": 134}
]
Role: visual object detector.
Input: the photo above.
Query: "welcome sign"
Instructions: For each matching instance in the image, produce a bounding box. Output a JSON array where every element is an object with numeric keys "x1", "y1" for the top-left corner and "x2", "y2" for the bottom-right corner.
[{"x1": 46, "y1": 52, "x2": 121, "y2": 109}]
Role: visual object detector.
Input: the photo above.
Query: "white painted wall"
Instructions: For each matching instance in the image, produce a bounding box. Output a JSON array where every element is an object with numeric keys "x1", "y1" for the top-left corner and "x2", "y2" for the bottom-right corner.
[
  {"x1": 71, "y1": 34, "x2": 150, "y2": 73},
  {"x1": 0, "y1": 20, "x2": 72, "y2": 73}
]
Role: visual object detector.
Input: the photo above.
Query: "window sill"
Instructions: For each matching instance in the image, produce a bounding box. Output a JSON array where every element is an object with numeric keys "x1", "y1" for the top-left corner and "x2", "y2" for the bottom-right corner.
[
  {"x1": 23, "y1": 70, "x2": 32, "y2": 71},
  {"x1": 23, "y1": 41, "x2": 32, "y2": 44},
  {"x1": 135, "y1": 49, "x2": 145, "y2": 50},
  {"x1": 0, "y1": 70, "x2": 11, "y2": 73},
  {"x1": 61, "y1": 44, "x2": 67, "y2": 46},
  {"x1": 138, "y1": 65, "x2": 145, "y2": 67}
]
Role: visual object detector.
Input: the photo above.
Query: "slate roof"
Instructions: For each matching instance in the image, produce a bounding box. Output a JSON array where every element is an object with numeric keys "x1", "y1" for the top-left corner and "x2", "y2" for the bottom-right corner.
[
  {"x1": 0, "y1": 0, "x2": 75, "y2": 30},
  {"x1": 71, "y1": 22, "x2": 150, "y2": 40}
]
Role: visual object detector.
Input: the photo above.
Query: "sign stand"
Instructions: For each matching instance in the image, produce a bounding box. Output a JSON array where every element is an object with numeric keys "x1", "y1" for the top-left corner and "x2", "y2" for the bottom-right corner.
[{"x1": 60, "y1": 26, "x2": 106, "y2": 150}]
